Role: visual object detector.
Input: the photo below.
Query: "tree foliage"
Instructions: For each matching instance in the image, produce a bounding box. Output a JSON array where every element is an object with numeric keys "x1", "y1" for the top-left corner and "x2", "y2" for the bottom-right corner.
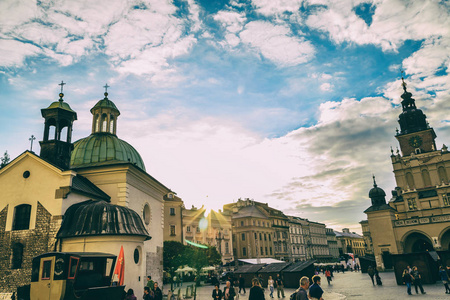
[
  {"x1": 163, "y1": 241, "x2": 222, "y2": 272},
  {"x1": 0, "y1": 151, "x2": 10, "y2": 168}
]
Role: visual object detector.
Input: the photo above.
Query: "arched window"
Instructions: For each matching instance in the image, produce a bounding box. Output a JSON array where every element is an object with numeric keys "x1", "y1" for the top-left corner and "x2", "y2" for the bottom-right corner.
[
  {"x1": 422, "y1": 169, "x2": 432, "y2": 187},
  {"x1": 109, "y1": 119, "x2": 114, "y2": 133},
  {"x1": 95, "y1": 115, "x2": 100, "y2": 132},
  {"x1": 439, "y1": 167, "x2": 448, "y2": 184},
  {"x1": 11, "y1": 243, "x2": 24, "y2": 269},
  {"x1": 60, "y1": 126, "x2": 68, "y2": 142},
  {"x1": 101, "y1": 114, "x2": 108, "y2": 132},
  {"x1": 406, "y1": 172, "x2": 415, "y2": 189},
  {"x1": 12, "y1": 204, "x2": 31, "y2": 230},
  {"x1": 48, "y1": 125, "x2": 56, "y2": 140}
]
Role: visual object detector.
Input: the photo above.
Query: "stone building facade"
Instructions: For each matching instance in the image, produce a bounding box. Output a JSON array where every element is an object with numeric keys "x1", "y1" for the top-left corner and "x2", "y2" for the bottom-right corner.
[
  {"x1": 163, "y1": 193, "x2": 184, "y2": 243},
  {"x1": 288, "y1": 216, "x2": 308, "y2": 261},
  {"x1": 364, "y1": 79, "x2": 450, "y2": 270},
  {"x1": 335, "y1": 228, "x2": 365, "y2": 257},
  {"x1": 326, "y1": 228, "x2": 340, "y2": 258}
]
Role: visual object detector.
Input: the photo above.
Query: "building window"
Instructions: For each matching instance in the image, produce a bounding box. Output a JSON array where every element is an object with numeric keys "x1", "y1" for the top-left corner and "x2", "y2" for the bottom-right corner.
[
  {"x1": 225, "y1": 242, "x2": 229, "y2": 254},
  {"x1": 170, "y1": 225, "x2": 176, "y2": 236},
  {"x1": 170, "y1": 208, "x2": 175, "y2": 215},
  {"x1": 444, "y1": 194, "x2": 450, "y2": 206},
  {"x1": 143, "y1": 204, "x2": 151, "y2": 225},
  {"x1": 265, "y1": 247, "x2": 268, "y2": 255},
  {"x1": 242, "y1": 247, "x2": 247, "y2": 256},
  {"x1": 134, "y1": 247, "x2": 141, "y2": 264},
  {"x1": 406, "y1": 172, "x2": 415, "y2": 189},
  {"x1": 259, "y1": 233, "x2": 262, "y2": 240},
  {"x1": 241, "y1": 221, "x2": 244, "y2": 227},
  {"x1": 422, "y1": 169, "x2": 432, "y2": 187},
  {"x1": 196, "y1": 227, "x2": 200, "y2": 233},
  {"x1": 407, "y1": 198, "x2": 418, "y2": 210},
  {"x1": 241, "y1": 233, "x2": 246, "y2": 241},
  {"x1": 11, "y1": 243, "x2": 24, "y2": 269},
  {"x1": 260, "y1": 247, "x2": 263, "y2": 255},
  {"x1": 270, "y1": 247, "x2": 272, "y2": 255},
  {"x1": 42, "y1": 260, "x2": 52, "y2": 280},
  {"x1": 439, "y1": 167, "x2": 449, "y2": 184},
  {"x1": 253, "y1": 220, "x2": 256, "y2": 225},
  {"x1": 187, "y1": 226, "x2": 191, "y2": 232},
  {"x1": 254, "y1": 233, "x2": 257, "y2": 240},
  {"x1": 264, "y1": 234, "x2": 267, "y2": 241},
  {"x1": 268, "y1": 234, "x2": 271, "y2": 241},
  {"x1": 12, "y1": 204, "x2": 31, "y2": 230}
]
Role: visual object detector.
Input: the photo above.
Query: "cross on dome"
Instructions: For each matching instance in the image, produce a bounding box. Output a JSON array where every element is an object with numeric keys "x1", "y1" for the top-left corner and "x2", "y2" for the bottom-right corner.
[{"x1": 59, "y1": 80, "x2": 66, "y2": 100}]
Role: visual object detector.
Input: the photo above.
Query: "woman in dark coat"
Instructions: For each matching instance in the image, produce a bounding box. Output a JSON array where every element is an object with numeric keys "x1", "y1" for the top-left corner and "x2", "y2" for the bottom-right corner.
[
  {"x1": 153, "y1": 282, "x2": 163, "y2": 300},
  {"x1": 249, "y1": 278, "x2": 265, "y2": 300},
  {"x1": 213, "y1": 284, "x2": 223, "y2": 300}
]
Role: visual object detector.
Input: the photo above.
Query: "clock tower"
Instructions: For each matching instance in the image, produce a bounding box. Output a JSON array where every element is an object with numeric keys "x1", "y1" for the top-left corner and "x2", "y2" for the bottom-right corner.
[{"x1": 395, "y1": 77, "x2": 436, "y2": 156}]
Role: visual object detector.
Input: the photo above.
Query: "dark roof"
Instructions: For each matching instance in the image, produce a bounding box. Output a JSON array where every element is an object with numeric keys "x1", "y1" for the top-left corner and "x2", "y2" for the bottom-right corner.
[
  {"x1": 258, "y1": 262, "x2": 291, "y2": 273},
  {"x1": 57, "y1": 200, "x2": 151, "y2": 240},
  {"x1": 34, "y1": 252, "x2": 117, "y2": 260},
  {"x1": 364, "y1": 204, "x2": 396, "y2": 213},
  {"x1": 71, "y1": 175, "x2": 110, "y2": 201},
  {"x1": 233, "y1": 205, "x2": 268, "y2": 219},
  {"x1": 234, "y1": 264, "x2": 265, "y2": 274},
  {"x1": 283, "y1": 260, "x2": 315, "y2": 273}
]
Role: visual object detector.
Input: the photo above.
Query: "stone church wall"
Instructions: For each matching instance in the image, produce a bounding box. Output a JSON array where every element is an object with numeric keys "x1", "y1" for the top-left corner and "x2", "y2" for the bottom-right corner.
[
  {"x1": 0, "y1": 202, "x2": 54, "y2": 293},
  {"x1": 146, "y1": 246, "x2": 164, "y2": 288}
]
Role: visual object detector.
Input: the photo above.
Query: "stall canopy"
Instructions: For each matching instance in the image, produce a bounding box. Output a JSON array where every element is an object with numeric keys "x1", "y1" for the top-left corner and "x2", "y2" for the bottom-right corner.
[
  {"x1": 282, "y1": 260, "x2": 315, "y2": 288},
  {"x1": 234, "y1": 264, "x2": 265, "y2": 288},
  {"x1": 238, "y1": 258, "x2": 284, "y2": 265},
  {"x1": 258, "y1": 262, "x2": 291, "y2": 287}
]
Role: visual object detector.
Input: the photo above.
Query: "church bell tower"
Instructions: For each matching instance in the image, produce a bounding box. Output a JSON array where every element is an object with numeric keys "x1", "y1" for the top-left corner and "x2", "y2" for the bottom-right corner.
[
  {"x1": 39, "y1": 81, "x2": 77, "y2": 169},
  {"x1": 395, "y1": 76, "x2": 437, "y2": 156}
]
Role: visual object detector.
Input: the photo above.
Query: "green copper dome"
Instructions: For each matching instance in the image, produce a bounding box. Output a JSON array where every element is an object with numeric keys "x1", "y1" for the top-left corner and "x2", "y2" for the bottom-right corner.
[
  {"x1": 70, "y1": 133, "x2": 146, "y2": 171},
  {"x1": 90, "y1": 96, "x2": 120, "y2": 114},
  {"x1": 46, "y1": 99, "x2": 76, "y2": 113}
]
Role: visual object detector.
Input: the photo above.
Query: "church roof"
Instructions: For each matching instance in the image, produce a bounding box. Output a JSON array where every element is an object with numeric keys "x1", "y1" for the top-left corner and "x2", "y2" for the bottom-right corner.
[
  {"x1": 45, "y1": 99, "x2": 76, "y2": 113},
  {"x1": 90, "y1": 97, "x2": 120, "y2": 114},
  {"x1": 70, "y1": 133, "x2": 146, "y2": 171},
  {"x1": 71, "y1": 175, "x2": 110, "y2": 201},
  {"x1": 232, "y1": 205, "x2": 268, "y2": 219},
  {"x1": 57, "y1": 200, "x2": 150, "y2": 240}
]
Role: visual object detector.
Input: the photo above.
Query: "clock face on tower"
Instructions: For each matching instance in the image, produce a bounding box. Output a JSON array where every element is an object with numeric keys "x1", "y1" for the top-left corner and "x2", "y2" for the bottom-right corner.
[{"x1": 409, "y1": 135, "x2": 423, "y2": 148}]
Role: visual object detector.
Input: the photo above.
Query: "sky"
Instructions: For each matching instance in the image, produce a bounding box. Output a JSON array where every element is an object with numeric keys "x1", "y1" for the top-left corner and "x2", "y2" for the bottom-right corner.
[{"x1": 1, "y1": 0, "x2": 450, "y2": 233}]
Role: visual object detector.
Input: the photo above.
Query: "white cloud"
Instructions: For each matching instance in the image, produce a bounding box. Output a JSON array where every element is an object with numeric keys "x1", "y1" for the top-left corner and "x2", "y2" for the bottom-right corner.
[
  {"x1": 0, "y1": 39, "x2": 41, "y2": 67},
  {"x1": 320, "y1": 82, "x2": 333, "y2": 91},
  {"x1": 305, "y1": 0, "x2": 450, "y2": 52},
  {"x1": 251, "y1": 0, "x2": 303, "y2": 17},
  {"x1": 239, "y1": 21, "x2": 315, "y2": 66}
]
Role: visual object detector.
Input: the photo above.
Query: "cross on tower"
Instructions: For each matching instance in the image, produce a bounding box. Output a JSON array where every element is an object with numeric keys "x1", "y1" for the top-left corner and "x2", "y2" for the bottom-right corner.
[
  {"x1": 103, "y1": 83, "x2": 110, "y2": 93},
  {"x1": 59, "y1": 81, "x2": 66, "y2": 93},
  {"x1": 29, "y1": 135, "x2": 36, "y2": 152}
]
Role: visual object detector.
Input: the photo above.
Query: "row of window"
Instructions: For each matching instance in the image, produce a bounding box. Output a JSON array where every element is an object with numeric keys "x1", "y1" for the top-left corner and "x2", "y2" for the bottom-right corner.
[
  {"x1": 239, "y1": 246, "x2": 273, "y2": 257},
  {"x1": 405, "y1": 166, "x2": 448, "y2": 189}
]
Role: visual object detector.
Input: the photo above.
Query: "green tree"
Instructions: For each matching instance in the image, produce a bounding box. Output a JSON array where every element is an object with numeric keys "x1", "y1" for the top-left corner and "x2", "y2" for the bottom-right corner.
[
  {"x1": 163, "y1": 241, "x2": 187, "y2": 272},
  {"x1": 0, "y1": 151, "x2": 10, "y2": 168}
]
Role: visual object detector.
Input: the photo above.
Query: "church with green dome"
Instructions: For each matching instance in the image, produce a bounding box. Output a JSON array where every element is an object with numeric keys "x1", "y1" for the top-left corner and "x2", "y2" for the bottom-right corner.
[{"x1": 0, "y1": 83, "x2": 172, "y2": 298}]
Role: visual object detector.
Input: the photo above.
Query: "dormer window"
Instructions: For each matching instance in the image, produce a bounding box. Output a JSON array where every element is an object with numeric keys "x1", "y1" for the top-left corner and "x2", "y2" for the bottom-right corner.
[{"x1": 415, "y1": 148, "x2": 421, "y2": 154}]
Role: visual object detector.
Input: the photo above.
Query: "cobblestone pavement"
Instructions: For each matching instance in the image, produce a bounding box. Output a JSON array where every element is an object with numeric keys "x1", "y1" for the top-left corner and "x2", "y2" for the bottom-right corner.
[{"x1": 165, "y1": 271, "x2": 450, "y2": 300}]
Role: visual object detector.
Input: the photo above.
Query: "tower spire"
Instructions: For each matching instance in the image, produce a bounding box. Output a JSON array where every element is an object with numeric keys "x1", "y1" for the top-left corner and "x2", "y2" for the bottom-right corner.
[{"x1": 373, "y1": 175, "x2": 377, "y2": 187}]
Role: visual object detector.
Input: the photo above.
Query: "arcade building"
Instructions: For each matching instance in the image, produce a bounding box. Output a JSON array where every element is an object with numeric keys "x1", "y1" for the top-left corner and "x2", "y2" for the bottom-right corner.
[
  {"x1": 364, "y1": 79, "x2": 450, "y2": 270},
  {"x1": 0, "y1": 85, "x2": 172, "y2": 297}
]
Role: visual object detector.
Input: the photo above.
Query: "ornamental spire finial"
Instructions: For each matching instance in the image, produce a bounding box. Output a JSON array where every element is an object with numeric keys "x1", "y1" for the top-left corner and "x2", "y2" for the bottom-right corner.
[
  {"x1": 58, "y1": 80, "x2": 66, "y2": 101},
  {"x1": 401, "y1": 69, "x2": 407, "y2": 93},
  {"x1": 373, "y1": 174, "x2": 377, "y2": 187},
  {"x1": 103, "y1": 83, "x2": 110, "y2": 98}
]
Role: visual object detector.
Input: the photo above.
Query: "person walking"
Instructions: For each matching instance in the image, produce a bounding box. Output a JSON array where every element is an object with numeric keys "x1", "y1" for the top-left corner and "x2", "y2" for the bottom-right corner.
[
  {"x1": 439, "y1": 266, "x2": 450, "y2": 294},
  {"x1": 153, "y1": 282, "x2": 163, "y2": 300},
  {"x1": 125, "y1": 289, "x2": 137, "y2": 300},
  {"x1": 308, "y1": 275, "x2": 324, "y2": 300},
  {"x1": 411, "y1": 266, "x2": 426, "y2": 294},
  {"x1": 146, "y1": 276, "x2": 154, "y2": 290},
  {"x1": 224, "y1": 280, "x2": 236, "y2": 300},
  {"x1": 249, "y1": 278, "x2": 265, "y2": 300},
  {"x1": 402, "y1": 268, "x2": 413, "y2": 295},
  {"x1": 325, "y1": 269, "x2": 332, "y2": 285},
  {"x1": 239, "y1": 275, "x2": 246, "y2": 294},
  {"x1": 143, "y1": 287, "x2": 154, "y2": 300},
  {"x1": 367, "y1": 266, "x2": 375, "y2": 285},
  {"x1": 295, "y1": 276, "x2": 309, "y2": 300},
  {"x1": 213, "y1": 284, "x2": 223, "y2": 300},
  {"x1": 276, "y1": 274, "x2": 285, "y2": 298},
  {"x1": 268, "y1": 276, "x2": 274, "y2": 298},
  {"x1": 374, "y1": 269, "x2": 382, "y2": 286}
]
